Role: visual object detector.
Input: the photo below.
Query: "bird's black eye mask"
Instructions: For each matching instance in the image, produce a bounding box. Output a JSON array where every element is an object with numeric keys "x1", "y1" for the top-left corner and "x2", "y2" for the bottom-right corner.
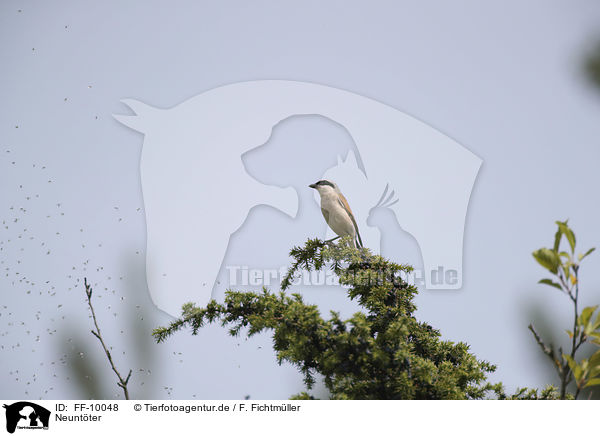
[{"x1": 316, "y1": 180, "x2": 335, "y2": 188}]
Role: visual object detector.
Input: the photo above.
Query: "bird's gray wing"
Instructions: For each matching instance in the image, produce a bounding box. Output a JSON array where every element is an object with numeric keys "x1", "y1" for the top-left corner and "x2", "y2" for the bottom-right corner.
[{"x1": 337, "y1": 195, "x2": 363, "y2": 248}]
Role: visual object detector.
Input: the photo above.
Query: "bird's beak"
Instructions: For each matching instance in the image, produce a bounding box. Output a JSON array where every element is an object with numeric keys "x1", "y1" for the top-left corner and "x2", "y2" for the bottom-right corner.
[{"x1": 309, "y1": 183, "x2": 317, "y2": 189}]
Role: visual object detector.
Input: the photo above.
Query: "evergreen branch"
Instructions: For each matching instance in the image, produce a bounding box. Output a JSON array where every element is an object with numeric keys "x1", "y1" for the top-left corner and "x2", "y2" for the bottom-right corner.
[{"x1": 152, "y1": 239, "x2": 502, "y2": 399}]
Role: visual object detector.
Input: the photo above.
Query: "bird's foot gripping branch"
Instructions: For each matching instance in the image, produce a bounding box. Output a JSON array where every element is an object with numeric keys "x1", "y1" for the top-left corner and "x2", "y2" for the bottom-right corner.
[{"x1": 153, "y1": 238, "x2": 511, "y2": 399}]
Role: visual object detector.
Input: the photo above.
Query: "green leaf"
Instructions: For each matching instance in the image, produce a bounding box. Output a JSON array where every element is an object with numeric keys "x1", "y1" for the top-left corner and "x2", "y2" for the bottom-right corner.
[
  {"x1": 565, "y1": 231, "x2": 576, "y2": 253},
  {"x1": 584, "y1": 378, "x2": 600, "y2": 388},
  {"x1": 553, "y1": 227, "x2": 562, "y2": 252},
  {"x1": 588, "y1": 350, "x2": 600, "y2": 368},
  {"x1": 578, "y1": 247, "x2": 596, "y2": 262},
  {"x1": 564, "y1": 354, "x2": 576, "y2": 369},
  {"x1": 574, "y1": 366, "x2": 583, "y2": 381},
  {"x1": 590, "y1": 367, "x2": 600, "y2": 379},
  {"x1": 564, "y1": 354, "x2": 583, "y2": 381},
  {"x1": 538, "y1": 279, "x2": 562, "y2": 290},
  {"x1": 578, "y1": 305, "x2": 598, "y2": 330},
  {"x1": 556, "y1": 221, "x2": 576, "y2": 253},
  {"x1": 532, "y1": 248, "x2": 560, "y2": 274}
]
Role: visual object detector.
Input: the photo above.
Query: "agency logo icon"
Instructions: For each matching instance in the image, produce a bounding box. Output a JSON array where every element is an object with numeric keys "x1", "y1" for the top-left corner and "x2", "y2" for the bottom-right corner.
[
  {"x1": 114, "y1": 80, "x2": 481, "y2": 316},
  {"x1": 3, "y1": 402, "x2": 50, "y2": 434}
]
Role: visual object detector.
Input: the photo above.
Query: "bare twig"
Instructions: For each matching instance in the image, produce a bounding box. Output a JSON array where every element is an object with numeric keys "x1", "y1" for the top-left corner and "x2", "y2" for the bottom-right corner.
[
  {"x1": 529, "y1": 323, "x2": 577, "y2": 399},
  {"x1": 528, "y1": 324, "x2": 559, "y2": 368},
  {"x1": 84, "y1": 278, "x2": 132, "y2": 400}
]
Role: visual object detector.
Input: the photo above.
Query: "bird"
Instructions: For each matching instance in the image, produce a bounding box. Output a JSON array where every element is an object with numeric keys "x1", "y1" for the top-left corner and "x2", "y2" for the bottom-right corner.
[{"x1": 309, "y1": 180, "x2": 363, "y2": 248}]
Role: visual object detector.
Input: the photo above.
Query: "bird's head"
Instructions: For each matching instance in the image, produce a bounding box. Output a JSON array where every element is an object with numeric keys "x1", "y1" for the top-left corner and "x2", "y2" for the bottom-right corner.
[{"x1": 309, "y1": 179, "x2": 339, "y2": 195}]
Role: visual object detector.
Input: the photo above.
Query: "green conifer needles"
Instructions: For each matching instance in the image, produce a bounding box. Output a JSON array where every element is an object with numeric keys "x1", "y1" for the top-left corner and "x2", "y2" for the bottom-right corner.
[{"x1": 153, "y1": 238, "x2": 499, "y2": 399}]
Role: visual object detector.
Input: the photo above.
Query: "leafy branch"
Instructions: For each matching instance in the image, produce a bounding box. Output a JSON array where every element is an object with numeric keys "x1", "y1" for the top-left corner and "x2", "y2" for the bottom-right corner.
[
  {"x1": 84, "y1": 278, "x2": 132, "y2": 400},
  {"x1": 530, "y1": 220, "x2": 600, "y2": 399}
]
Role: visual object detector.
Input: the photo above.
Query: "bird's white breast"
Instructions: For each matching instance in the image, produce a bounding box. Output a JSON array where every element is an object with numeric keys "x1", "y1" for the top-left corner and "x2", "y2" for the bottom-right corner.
[{"x1": 320, "y1": 191, "x2": 355, "y2": 237}]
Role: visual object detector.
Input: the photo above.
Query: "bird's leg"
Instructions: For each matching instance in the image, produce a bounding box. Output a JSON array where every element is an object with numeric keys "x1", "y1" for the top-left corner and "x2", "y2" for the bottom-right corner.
[{"x1": 324, "y1": 236, "x2": 341, "y2": 244}]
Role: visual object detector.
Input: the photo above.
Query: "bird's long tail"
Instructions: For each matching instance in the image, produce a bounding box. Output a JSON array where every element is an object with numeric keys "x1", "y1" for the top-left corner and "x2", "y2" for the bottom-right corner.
[{"x1": 356, "y1": 229, "x2": 363, "y2": 248}]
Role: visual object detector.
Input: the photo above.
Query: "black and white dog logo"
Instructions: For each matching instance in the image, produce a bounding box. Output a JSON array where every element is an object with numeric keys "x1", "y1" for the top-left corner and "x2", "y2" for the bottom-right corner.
[{"x1": 3, "y1": 402, "x2": 50, "y2": 433}]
